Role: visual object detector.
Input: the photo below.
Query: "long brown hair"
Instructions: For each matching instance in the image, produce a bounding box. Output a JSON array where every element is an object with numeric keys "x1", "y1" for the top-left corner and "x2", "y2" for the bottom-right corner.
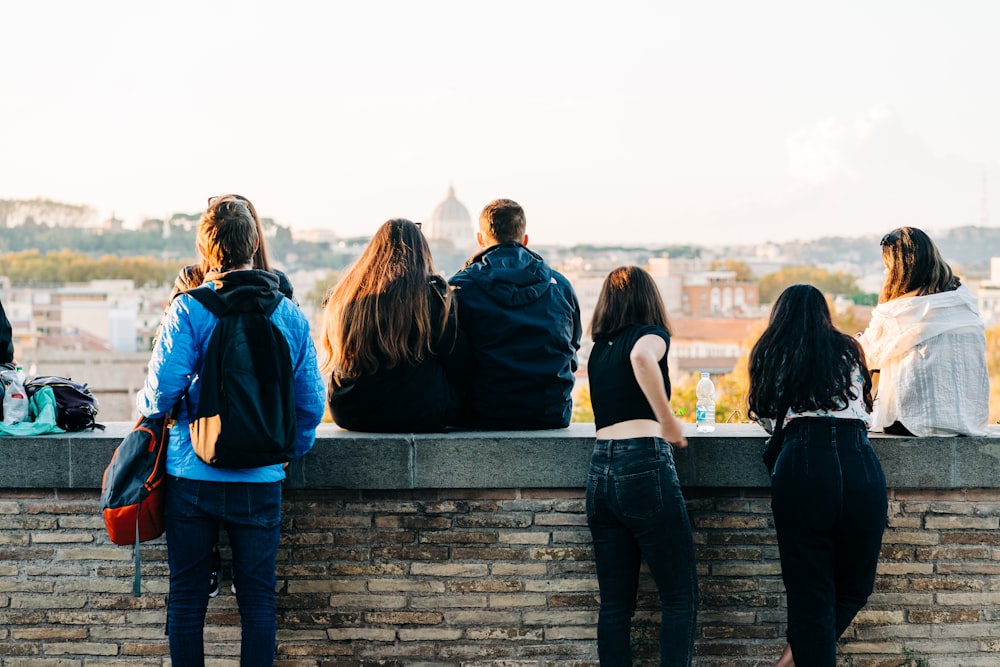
[
  {"x1": 320, "y1": 219, "x2": 450, "y2": 379},
  {"x1": 879, "y1": 226, "x2": 959, "y2": 303},
  {"x1": 590, "y1": 265, "x2": 671, "y2": 340}
]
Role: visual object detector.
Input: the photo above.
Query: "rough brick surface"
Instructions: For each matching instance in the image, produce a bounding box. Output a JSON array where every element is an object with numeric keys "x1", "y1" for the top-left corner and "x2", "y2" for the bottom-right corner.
[{"x1": 0, "y1": 486, "x2": 996, "y2": 665}]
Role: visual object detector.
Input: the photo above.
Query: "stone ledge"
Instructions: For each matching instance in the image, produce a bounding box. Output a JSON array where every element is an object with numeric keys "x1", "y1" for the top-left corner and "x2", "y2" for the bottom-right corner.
[{"x1": 0, "y1": 422, "x2": 998, "y2": 490}]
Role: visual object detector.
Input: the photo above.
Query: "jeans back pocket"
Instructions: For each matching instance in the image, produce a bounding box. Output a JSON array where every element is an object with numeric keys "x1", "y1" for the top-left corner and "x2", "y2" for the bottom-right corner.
[{"x1": 614, "y1": 468, "x2": 664, "y2": 520}]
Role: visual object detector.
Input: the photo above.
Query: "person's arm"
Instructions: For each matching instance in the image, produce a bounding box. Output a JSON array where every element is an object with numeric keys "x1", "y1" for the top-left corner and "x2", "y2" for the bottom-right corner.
[
  {"x1": 284, "y1": 309, "x2": 326, "y2": 458},
  {"x1": 630, "y1": 333, "x2": 687, "y2": 448},
  {"x1": 437, "y1": 299, "x2": 469, "y2": 384},
  {"x1": 137, "y1": 298, "x2": 200, "y2": 418},
  {"x1": 569, "y1": 291, "x2": 582, "y2": 372}
]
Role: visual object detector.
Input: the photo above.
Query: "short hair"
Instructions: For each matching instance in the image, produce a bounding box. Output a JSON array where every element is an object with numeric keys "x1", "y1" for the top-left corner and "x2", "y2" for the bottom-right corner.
[
  {"x1": 590, "y1": 265, "x2": 671, "y2": 340},
  {"x1": 479, "y1": 199, "x2": 526, "y2": 245},
  {"x1": 878, "y1": 226, "x2": 959, "y2": 303},
  {"x1": 197, "y1": 197, "x2": 260, "y2": 271}
]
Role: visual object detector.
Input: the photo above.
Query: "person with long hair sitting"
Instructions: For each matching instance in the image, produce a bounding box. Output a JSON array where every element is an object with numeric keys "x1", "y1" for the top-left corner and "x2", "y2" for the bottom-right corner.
[
  {"x1": 585, "y1": 265, "x2": 697, "y2": 666},
  {"x1": 320, "y1": 218, "x2": 467, "y2": 432},
  {"x1": 858, "y1": 226, "x2": 989, "y2": 436},
  {"x1": 749, "y1": 284, "x2": 888, "y2": 667}
]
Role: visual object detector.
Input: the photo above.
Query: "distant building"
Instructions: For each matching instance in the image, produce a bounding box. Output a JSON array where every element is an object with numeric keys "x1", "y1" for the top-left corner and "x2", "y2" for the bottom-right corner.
[
  {"x1": 669, "y1": 317, "x2": 763, "y2": 378},
  {"x1": 294, "y1": 228, "x2": 340, "y2": 244},
  {"x1": 101, "y1": 214, "x2": 124, "y2": 233},
  {"x1": 647, "y1": 257, "x2": 760, "y2": 317},
  {"x1": 426, "y1": 186, "x2": 475, "y2": 255},
  {"x1": 1, "y1": 279, "x2": 169, "y2": 356}
]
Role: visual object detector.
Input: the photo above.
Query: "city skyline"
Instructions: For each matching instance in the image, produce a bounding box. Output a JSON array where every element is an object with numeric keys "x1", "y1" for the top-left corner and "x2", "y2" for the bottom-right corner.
[{"x1": 3, "y1": 1, "x2": 999, "y2": 247}]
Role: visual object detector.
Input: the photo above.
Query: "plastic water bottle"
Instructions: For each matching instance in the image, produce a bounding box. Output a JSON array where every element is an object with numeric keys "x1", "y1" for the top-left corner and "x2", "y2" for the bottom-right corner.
[
  {"x1": 2, "y1": 365, "x2": 29, "y2": 425},
  {"x1": 695, "y1": 372, "x2": 716, "y2": 433}
]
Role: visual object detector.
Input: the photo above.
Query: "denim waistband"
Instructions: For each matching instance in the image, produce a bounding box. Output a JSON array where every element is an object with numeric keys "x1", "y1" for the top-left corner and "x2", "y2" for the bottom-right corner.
[
  {"x1": 782, "y1": 416, "x2": 869, "y2": 446},
  {"x1": 783, "y1": 416, "x2": 867, "y2": 432},
  {"x1": 592, "y1": 436, "x2": 669, "y2": 455}
]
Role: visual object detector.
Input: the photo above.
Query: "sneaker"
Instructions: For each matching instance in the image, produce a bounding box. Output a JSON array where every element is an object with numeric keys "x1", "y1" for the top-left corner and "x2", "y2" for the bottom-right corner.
[{"x1": 208, "y1": 544, "x2": 222, "y2": 598}]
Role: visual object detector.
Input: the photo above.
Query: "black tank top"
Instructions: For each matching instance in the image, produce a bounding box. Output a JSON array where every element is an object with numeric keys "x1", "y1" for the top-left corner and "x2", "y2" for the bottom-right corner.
[{"x1": 588, "y1": 324, "x2": 671, "y2": 430}]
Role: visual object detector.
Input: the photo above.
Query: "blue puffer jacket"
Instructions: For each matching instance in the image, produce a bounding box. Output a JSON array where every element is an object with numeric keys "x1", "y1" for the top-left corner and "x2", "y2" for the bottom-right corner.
[
  {"x1": 449, "y1": 242, "x2": 581, "y2": 429},
  {"x1": 137, "y1": 270, "x2": 326, "y2": 482}
]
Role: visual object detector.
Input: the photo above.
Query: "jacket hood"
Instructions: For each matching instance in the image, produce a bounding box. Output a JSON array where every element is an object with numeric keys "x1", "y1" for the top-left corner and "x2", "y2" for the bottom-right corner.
[
  {"x1": 202, "y1": 269, "x2": 283, "y2": 305},
  {"x1": 459, "y1": 243, "x2": 555, "y2": 307}
]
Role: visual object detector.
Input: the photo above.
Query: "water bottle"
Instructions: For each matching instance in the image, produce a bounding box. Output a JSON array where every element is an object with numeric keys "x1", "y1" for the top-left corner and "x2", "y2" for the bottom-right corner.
[
  {"x1": 2, "y1": 365, "x2": 29, "y2": 425},
  {"x1": 695, "y1": 372, "x2": 716, "y2": 433}
]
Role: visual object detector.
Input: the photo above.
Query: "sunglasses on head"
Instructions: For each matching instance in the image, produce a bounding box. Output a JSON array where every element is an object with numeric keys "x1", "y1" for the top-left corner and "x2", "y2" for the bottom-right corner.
[
  {"x1": 207, "y1": 194, "x2": 249, "y2": 207},
  {"x1": 880, "y1": 230, "x2": 902, "y2": 247}
]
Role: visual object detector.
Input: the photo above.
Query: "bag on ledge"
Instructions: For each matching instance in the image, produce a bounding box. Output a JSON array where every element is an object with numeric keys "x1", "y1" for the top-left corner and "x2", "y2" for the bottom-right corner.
[
  {"x1": 100, "y1": 415, "x2": 169, "y2": 596},
  {"x1": 25, "y1": 376, "x2": 103, "y2": 432}
]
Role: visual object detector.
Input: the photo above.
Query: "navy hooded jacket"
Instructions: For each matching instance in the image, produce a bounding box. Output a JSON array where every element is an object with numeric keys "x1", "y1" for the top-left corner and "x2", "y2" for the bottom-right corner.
[{"x1": 449, "y1": 242, "x2": 581, "y2": 429}]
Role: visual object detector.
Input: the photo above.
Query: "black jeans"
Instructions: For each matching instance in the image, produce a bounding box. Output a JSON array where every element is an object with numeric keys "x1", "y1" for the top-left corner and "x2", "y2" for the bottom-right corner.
[
  {"x1": 770, "y1": 417, "x2": 888, "y2": 667},
  {"x1": 586, "y1": 437, "x2": 698, "y2": 666}
]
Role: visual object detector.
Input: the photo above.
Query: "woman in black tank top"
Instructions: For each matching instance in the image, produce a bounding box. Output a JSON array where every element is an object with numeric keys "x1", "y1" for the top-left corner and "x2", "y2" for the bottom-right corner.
[{"x1": 585, "y1": 266, "x2": 697, "y2": 666}]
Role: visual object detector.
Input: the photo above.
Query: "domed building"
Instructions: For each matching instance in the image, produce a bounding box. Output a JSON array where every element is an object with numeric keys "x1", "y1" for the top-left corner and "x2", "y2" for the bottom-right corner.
[{"x1": 426, "y1": 186, "x2": 475, "y2": 254}]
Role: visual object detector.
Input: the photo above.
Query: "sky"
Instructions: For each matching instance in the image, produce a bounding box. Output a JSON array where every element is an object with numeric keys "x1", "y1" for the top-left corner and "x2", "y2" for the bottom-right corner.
[{"x1": 2, "y1": 1, "x2": 999, "y2": 247}]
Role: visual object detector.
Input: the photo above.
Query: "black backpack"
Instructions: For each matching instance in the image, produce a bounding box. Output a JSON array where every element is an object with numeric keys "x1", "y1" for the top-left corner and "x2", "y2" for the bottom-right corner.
[
  {"x1": 186, "y1": 286, "x2": 297, "y2": 468},
  {"x1": 25, "y1": 376, "x2": 103, "y2": 431}
]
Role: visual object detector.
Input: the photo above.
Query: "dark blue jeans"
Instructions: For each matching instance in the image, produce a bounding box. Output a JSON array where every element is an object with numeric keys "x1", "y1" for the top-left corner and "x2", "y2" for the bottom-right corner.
[
  {"x1": 770, "y1": 418, "x2": 888, "y2": 667},
  {"x1": 586, "y1": 437, "x2": 698, "y2": 667},
  {"x1": 165, "y1": 476, "x2": 282, "y2": 667}
]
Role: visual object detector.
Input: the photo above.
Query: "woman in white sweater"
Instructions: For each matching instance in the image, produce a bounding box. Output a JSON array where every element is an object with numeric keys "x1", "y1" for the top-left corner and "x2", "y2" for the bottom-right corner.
[{"x1": 858, "y1": 227, "x2": 989, "y2": 436}]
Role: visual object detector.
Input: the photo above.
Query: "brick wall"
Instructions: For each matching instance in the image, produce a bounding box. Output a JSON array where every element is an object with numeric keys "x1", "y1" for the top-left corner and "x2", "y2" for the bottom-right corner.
[{"x1": 3, "y1": 482, "x2": 1000, "y2": 666}]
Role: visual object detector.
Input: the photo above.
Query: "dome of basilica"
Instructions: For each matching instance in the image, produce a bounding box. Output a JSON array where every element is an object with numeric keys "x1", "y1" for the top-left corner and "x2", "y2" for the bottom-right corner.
[{"x1": 426, "y1": 186, "x2": 474, "y2": 250}]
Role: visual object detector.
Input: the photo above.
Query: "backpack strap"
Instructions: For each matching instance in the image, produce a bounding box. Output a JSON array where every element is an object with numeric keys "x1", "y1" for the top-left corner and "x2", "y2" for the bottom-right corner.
[
  {"x1": 133, "y1": 521, "x2": 142, "y2": 597},
  {"x1": 185, "y1": 286, "x2": 228, "y2": 318}
]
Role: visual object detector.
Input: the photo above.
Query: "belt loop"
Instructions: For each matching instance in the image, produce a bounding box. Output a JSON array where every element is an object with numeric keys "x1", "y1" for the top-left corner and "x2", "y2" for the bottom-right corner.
[{"x1": 607, "y1": 443, "x2": 614, "y2": 462}]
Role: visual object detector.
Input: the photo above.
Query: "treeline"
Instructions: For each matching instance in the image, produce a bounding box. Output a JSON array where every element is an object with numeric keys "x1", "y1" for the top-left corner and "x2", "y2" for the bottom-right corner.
[
  {"x1": 0, "y1": 219, "x2": 360, "y2": 273},
  {"x1": 0, "y1": 221, "x2": 198, "y2": 257},
  {"x1": 0, "y1": 250, "x2": 188, "y2": 287}
]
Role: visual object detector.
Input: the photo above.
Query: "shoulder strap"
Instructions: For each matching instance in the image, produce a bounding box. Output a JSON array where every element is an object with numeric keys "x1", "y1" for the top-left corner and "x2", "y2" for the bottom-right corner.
[{"x1": 185, "y1": 286, "x2": 228, "y2": 317}]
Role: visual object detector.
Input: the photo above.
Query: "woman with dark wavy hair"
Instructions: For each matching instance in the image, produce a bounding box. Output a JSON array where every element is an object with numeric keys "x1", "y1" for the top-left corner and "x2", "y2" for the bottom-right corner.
[
  {"x1": 859, "y1": 226, "x2": 988, "y2": 436},
  {"x1": 320, "y1": 218, "x2": 467, "y2": 432},
  {"x1": 748, "y1": 284, "x2": 887, "y2": 667},
  {"x1": 586, "y1": 265, "x2": 697, "y2": 666}
]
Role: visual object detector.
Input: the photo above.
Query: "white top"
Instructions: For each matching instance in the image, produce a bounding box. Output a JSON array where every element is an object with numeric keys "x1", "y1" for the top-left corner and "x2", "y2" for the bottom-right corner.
[
  {"x1": 858, "y1": 285, "x2": 989, "y2": 437},
  {"x1": 757, "y1": 365, "x2": 870, "y2": 434}
]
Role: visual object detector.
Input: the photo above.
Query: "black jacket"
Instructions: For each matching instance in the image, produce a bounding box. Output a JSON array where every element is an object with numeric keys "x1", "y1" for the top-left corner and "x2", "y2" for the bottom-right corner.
[
  {"x1": 0, "y1": 299, "x2": 13, "y2": 364},
  {"x1": 329, "y1": 276, "x2": 468, "y2": 433},
  {"x1": 449, "y1": 242, "x2": 581, "y2": 429}
]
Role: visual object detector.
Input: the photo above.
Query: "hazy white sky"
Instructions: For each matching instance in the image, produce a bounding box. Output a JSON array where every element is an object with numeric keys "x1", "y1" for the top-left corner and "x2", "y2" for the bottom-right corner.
[{"x1": 2, "y1": 1, "x2": 998, "y2": 246}]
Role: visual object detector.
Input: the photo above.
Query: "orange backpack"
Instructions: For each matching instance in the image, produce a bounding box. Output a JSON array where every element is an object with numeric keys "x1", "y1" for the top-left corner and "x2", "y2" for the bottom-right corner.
[{"x1": 100, "y1": 416, "x2": 169, "y2": 595}]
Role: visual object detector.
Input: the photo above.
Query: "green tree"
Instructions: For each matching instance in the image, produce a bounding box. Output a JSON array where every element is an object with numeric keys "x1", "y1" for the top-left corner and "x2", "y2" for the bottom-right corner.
[
  {"x1": 987, "y1": 326, "x2": 1000, "y2": 424},
  {"x1": 305, "y1": 271, "x2": 342, "y2": 308},
  {"x1": 572, "y1": 383, "x2": 594, "y2": 423},
  {"x1": 0, "y1": 250, "x2": 184, "y2": 286},
  {"x1": 758, "y1": 266, "x2": 860, "y2": 303}
]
